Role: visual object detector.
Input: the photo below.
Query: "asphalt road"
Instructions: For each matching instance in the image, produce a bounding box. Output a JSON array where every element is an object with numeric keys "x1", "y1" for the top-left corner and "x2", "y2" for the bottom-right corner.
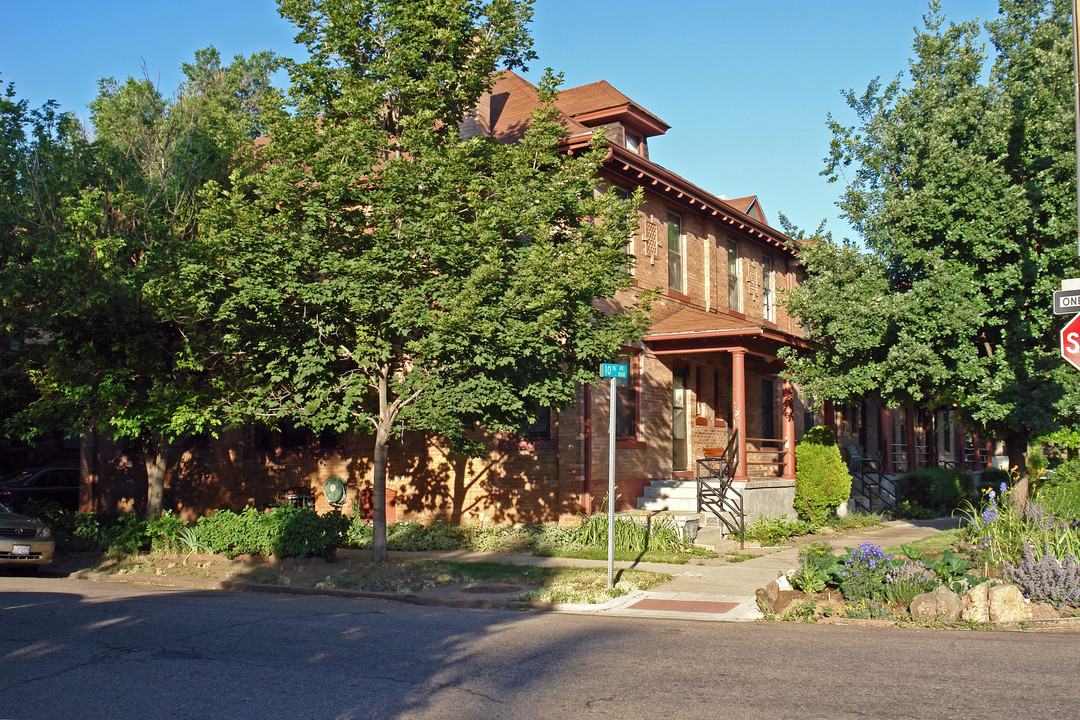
[{"x1": 1, "y1": 576, "x2": 1077, "y2": 720}]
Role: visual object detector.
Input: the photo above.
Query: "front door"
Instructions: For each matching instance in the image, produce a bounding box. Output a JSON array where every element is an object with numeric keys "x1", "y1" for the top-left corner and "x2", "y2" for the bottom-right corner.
[{"x1": 672, "y1": 371, "x2": 687, "y2": 471}]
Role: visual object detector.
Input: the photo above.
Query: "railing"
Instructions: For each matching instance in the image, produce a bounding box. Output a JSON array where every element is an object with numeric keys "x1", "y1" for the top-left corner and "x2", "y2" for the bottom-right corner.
[
  {"x1": 697, "y1": 430, "x2": 744, "y2": 547},
  {"x1": 846, "y1": 445, "x2": 895, "y2": 513},
  {"x1": 746, "y1": 436, "x2": 785, "y2": 478}
]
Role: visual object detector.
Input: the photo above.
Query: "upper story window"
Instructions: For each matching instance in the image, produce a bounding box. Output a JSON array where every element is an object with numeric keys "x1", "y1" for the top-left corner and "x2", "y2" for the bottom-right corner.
[
  {"x1": 625, "y1": 131, "x2": 642, "y2": 154},
  {"x1": 762, "y1": 255, "x2": 774, "y2": 322},
  {"x1": 611, "y1": 186, "x2": 633, "y2": 260},
  {"x1": 727, "y1": 241, "x2": 742, "y2": 312},
  {"x1": 667, "y1": 212, "x2": 683, "y2": 294}
]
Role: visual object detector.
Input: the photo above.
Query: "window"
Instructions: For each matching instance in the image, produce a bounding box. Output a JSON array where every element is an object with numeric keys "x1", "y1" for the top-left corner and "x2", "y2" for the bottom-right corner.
[
  {"x1": 625, "y1": 131, "x2": 641, "y2": 154},
  {"x1": 526, "y1": 406, "x2": 551, "y2": 439},
  {"x1": 616, "y1": 355, "x2": 639, "y2": 439},
  {"x1": 667, "y1": 212, "x2": 683, "y2": 294},
  {"x1": 695, "y1": 366, "x2": 704, "y2": 419},
  {"x1": 713, "y1": 369, "x2": 723, "y2": 426},
  {"x1": 761, "y1": 379, "x2": 776, "y2": 439},
  {"x1": 611, "y1": 186, "x2": 633, "y2": 260},
  {"x1": 762, "y1": 256, "x2": 774, "y2": 322},
  {"x1": 728, "y1": 241, "x2": 741, "y2": 311}
]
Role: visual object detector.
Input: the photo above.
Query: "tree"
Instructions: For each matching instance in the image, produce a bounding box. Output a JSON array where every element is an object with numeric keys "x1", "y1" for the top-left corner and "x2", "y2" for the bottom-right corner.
[
  {"x1": 190, "y1": 0, "x2": 648, "y2": 560},
  {"x1": 781, "y1": 0, "x2": 1080, "y2": 500},
  {"x1": 0, "y1": 49, "x2": 277, "y2": 517}
]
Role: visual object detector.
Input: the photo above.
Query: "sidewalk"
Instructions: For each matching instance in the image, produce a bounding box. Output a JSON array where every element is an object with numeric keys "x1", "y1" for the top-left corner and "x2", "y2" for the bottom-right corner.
[
  {"x1": 546, "y1": 517, "x2": 962, "y2": 621},
  {"x1": 55, "y1": 518, "x2": 960, "y2": 622}
]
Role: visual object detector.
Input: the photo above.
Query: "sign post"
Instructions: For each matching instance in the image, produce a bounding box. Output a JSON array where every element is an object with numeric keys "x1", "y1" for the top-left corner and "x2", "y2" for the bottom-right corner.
[{"x1": 599, "y1": 362, "x2": 628, "y2": 589}]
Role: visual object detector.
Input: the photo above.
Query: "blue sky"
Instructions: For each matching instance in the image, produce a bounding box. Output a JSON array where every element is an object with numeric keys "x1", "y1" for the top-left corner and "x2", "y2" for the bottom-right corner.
[{"x1": 3, "y1": 0, "x2": 1000, "y2": 241}]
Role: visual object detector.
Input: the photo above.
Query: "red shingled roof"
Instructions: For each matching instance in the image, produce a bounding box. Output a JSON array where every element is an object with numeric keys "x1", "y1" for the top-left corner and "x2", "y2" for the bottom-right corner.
[{"x1": 485, "y1": 72, "x2": 591, "y2": 143}]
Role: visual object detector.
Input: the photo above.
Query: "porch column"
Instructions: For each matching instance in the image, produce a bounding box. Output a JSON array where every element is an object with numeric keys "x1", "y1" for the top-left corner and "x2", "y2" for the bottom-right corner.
[
  {"x1": 881, "y1": 407, "x2": 893, "y2": 475},
  {"x1": 731, "y1": 348, "x2": 748, "y2": 481},
  {"x1": 782, "y1": 378, "x2": 796, "y2": 479}
]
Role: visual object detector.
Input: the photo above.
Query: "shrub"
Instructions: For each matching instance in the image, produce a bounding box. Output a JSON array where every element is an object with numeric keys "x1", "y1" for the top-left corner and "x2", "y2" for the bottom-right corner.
[
  {"x1": 792, "y1": 542, "x2": 839, "y2": 593},
  {"x1": 838, "y1": 542, "x2": 892, "y2": 601},
  {"x1": 883, "y1": 562, "x2": 938, "y2": 607},
  {"x1": 745, "y1": 514, "x2": 813, "y2": 546},
  {"x1": 1036, "y1": 458, "x2": 1080, "y2": 521},
  {"x1": 195, "y1": 506, "x2": 346, "y2": 559},
  {"x1": 794, "y1": 426, "x2": 852, "y2": 524},
  {"x1": 893, "y1": 467, "x2": 970, "y2": 516},
  {"x1": 1004, "y1": 542, "x2": 1080, "y2": 609}
]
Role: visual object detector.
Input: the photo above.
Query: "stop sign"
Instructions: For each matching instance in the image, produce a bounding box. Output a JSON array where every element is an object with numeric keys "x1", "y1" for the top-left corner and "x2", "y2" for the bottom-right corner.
[{"x1": 1062, "y1": 313, "x2": 1080, "y2": 370}]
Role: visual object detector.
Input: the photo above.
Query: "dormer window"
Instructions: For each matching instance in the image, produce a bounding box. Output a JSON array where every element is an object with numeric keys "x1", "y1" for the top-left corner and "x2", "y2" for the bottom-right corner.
[{"x1": 625, "y1": 131, "x2": 642, "y2": 154}]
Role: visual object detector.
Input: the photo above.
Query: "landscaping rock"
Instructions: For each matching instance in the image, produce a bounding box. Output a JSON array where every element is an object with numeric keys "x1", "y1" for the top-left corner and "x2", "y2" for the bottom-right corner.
[
  {"x1": 988, "y1": 584, "x2": 1031, "y2": 622},
  {"x1": 961, "y1": 583, "x2": 991, "y2": 623},
  {"x1": 961, "y1": 583, "x2": 1032, "y2": 623},
  {"x1": 909, "y1": 586, "x2": 961, "y2": 622},
  {"x1": 755, "y1": 575, "x2": 804, "y2": 615},
  {"x1": 1031, "y1": 602, "x2": 1060, "y2": 621}
]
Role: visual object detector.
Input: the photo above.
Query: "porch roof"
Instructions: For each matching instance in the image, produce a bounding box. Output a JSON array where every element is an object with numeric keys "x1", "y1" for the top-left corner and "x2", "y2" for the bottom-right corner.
[{"x1": 643, "y1": 306, "x2": 812, "y2": 358}]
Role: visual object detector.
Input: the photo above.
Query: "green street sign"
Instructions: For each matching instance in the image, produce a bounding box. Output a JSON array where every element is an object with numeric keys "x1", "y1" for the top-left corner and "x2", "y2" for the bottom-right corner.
[{"x1": 600, "y1": 363, "x2": 628, "y2": 379}]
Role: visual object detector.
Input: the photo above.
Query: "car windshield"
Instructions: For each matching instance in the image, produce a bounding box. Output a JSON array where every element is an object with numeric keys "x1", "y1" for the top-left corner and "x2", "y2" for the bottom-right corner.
[{"x1": 0, "y1": 471, "x2": 34, "y2": 487}]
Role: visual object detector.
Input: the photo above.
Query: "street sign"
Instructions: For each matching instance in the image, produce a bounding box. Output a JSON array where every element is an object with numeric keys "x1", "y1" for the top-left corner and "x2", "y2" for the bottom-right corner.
[
  {"x1": 1054, "y1": 289, "x2": 1080, "y2": 314},
  {"x1": 600, "y1": 363, "x2": 628, "y2": 379},
  {"x1": 1062, "y1": 313, "x2": 1080, "y2": 370}
]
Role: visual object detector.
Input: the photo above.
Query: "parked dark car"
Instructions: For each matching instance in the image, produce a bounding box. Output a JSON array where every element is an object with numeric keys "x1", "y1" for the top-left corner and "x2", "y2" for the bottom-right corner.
[
  {"x1": 0, "y1": 467, "x2": 81, "y2": 512},
  {"x1": 0, "y1": 502, "x2": 54, "y2": 568}
]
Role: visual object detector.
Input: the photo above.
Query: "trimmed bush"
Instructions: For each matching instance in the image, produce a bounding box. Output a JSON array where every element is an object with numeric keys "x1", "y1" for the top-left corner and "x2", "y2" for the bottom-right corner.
[
  {"x1": 894, "y1": 467, "x2": 970, "y2": 516},
  {"x1": 195, "y1": 506, "x2": 348, "y2": 560},
  {"x1": 794, "y1": 426, "x2": 852, "y2": 524}
]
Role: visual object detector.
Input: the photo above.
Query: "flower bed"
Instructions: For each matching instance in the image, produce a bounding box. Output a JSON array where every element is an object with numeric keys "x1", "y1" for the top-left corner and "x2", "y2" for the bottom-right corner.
[{"x1": 760, "y1": 479, "x2": 1080, "y2": 624}]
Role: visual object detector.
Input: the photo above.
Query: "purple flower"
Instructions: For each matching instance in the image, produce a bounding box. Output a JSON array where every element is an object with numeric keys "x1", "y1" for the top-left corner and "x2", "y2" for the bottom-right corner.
[
  {"x1": 1000, "y1": 481, "x2": 1008, "y2": 495},
  {"x1": 988, "y1": 489, "x2": 996, "y2": 500}
]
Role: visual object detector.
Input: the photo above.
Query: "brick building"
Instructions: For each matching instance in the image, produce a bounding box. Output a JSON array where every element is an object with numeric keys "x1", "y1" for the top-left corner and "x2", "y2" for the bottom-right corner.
[{"x1": 81, "y1": 71, "x2": 820, "y2": 524}]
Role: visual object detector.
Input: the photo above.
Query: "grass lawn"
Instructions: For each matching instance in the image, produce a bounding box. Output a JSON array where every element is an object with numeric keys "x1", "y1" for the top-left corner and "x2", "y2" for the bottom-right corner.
[
  {"x1": 886, "y1": 528, "x2": 966, "y2": 556},
  {"x1": 533, "y1": 546, "x2": 717, "y2": 564},
  {"x1": 81, "y1": 552, "x2": 673, "y2": 605}
]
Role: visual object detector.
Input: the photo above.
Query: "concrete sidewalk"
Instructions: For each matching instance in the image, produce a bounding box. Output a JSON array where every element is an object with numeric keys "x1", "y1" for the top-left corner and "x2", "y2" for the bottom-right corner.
[
  {"x1": 401, "y1": 517, "x2": 962, "y2": 621},
  {"x1": 565, "y1": 517, "x2": 962, "y2": 622}
]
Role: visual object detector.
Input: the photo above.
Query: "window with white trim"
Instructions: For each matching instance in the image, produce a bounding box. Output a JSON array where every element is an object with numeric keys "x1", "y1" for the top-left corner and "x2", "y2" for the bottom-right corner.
[{"x1": 667, "y1": 212, "x2": 683, "y2": 294}]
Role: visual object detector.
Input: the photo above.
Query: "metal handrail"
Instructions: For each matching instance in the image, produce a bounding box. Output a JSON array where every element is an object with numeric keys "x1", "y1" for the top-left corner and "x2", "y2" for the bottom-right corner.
[{"x1": 696, "y1": 430, "x2": 744, "y2": 547}]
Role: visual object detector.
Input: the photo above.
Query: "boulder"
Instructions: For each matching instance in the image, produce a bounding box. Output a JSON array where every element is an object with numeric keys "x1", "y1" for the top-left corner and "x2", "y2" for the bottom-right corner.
[
  {"x1": 961, "y1": 583, "x2": 1033, "y2": 623},
  {"x1": 988, "y1": 584, "x2": 1032, "y2": 622},
  {"x1": 1031, "y1": 602, "x2": 1060, "y2": 621},
  {"x1": 910, "y1": 586, "x2": 961, "y2": 622},
  {"x1": 961, "y1": 583, "x2": 991, "y2": 623},
  {"x1": 756, "y1": 575, "x2": 805, "y2": 615}
]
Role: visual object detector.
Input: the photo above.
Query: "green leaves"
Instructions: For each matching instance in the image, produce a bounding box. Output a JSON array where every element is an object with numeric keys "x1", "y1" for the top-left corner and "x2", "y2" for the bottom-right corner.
[{"x1": 785, "y1": 0, "x2": 1080, "y2": 454}]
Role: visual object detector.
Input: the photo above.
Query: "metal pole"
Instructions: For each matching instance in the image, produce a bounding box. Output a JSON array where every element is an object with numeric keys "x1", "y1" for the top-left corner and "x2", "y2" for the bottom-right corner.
[
  {"x1": 607, "y1": 375, "x2": 616, "y2": 589},
  {"x1": 1073, "y1": 0, "x2": 1080, "y2": 256}
]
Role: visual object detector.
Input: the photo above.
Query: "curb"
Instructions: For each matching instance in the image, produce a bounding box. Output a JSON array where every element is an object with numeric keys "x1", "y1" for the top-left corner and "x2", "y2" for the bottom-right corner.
[{"x1": 63, "y1": 569, "x2": 571, "y2": 611}]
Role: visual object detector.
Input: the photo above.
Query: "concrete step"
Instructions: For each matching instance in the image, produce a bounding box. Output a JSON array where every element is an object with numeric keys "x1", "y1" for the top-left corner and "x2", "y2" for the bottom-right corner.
[
  {"x1": 641, "y1": 483, "x2": 699, "y2": 500},
  {"x1": 638, "y1": 497, "x2": 699, "y2": 513}
]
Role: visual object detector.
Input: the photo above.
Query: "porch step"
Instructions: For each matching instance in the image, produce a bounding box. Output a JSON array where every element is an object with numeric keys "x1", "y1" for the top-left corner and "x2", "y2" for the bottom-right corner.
[{"x1": 637, "y1": 479, "x2": 699, "y2": 513}]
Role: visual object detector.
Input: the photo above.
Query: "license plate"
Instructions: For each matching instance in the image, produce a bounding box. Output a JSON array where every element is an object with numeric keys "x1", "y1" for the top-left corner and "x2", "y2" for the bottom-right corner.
[{"x1": 11, "y1": 545, "x2": 29, "y2": 556}]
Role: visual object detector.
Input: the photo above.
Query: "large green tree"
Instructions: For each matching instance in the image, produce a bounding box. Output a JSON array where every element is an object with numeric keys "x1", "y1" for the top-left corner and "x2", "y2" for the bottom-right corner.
[
  {"x1": 781, "y1": 0, "x2": 1080, "y2": 487},
  {"x1": 1, "y1": 48, "x2": 276, "y2": 517},
  {"x1": 190, "y1": 0, "x2": 647, "y2": 560}
]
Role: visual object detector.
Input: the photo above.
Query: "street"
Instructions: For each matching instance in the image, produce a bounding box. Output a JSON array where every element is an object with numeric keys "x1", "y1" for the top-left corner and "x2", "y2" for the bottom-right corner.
[{"x1": 1, "y1": 576, "x2": 1077, "y2": 719}]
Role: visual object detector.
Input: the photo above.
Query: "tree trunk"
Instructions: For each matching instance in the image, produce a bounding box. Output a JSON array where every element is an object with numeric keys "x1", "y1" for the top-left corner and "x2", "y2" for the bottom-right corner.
[
  {"x1": 372, "y1": 423, "x2": 389, "y2": 562},
  {"x1": 144, "y1": 437, "x2": 168, "y2": 520},
  {"x1": 1005, "y1": 431, "x2": 1029, "y2": 517}
]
